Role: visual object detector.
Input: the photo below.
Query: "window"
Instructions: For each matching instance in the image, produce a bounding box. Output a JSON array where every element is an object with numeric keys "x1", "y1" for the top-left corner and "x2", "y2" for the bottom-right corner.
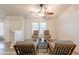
[
  {"x1": 0, "y1": 23, "x2": 4, "y2": 36},
  {"x1": 32, "y1": 22, "x2": 46, "y2": 34},
  {"x1": 32, "y1": 22, "x2": 39, "y2": 34},
  {"x1": 39, "y1": 22, "x2": 46, "y2": 34}
]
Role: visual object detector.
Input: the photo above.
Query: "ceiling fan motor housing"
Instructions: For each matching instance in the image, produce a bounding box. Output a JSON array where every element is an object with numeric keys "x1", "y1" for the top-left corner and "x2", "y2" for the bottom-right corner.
[{"x1": 40, "y1": 4, "x2": 43, "y2": 7}]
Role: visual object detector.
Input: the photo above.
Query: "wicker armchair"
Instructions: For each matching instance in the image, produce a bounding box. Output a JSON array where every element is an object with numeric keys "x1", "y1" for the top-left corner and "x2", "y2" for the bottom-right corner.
[
  {"x1": 49, "y1": 40, "x2": 76, "y2": 55},
  {"x1": 32, "y1": 30, "x2": 39, "y2": 41},
  {"x1": 14, "y1": 44, "x2": 36, "y2": 55},
  {"x1": 44, "y1": 30, "x2": 51, "y2": 41}
]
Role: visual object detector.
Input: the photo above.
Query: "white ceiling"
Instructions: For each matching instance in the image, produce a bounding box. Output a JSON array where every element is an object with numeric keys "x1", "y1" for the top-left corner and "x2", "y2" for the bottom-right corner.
[{"x1": 0, "y1": 4, "x2": 71, "y2": 19}]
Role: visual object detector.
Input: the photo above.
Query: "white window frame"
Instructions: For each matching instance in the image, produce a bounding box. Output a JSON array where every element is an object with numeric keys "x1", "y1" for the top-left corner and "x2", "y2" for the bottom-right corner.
[{"x1": 32, "y1": 21, "x2": 47, "y2": 34}]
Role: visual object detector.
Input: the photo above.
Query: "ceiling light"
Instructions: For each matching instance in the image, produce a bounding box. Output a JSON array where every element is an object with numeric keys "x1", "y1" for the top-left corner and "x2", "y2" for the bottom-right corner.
[
  {"x1": 39, "y1": 12, "x2": 44, "y2": 16},
  {"x1": 31, "y1": 4, "x2": 54, "y2": 16}
]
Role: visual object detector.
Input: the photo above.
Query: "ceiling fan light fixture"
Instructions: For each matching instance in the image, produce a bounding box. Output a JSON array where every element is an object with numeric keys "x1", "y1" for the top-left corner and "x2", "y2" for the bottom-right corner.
[
  {"x1": 31, "y1": 4, "x2": 53, "y2": 16},
  {"x1": 39, "y1": 12, "x2": 44, "y2": 16}
]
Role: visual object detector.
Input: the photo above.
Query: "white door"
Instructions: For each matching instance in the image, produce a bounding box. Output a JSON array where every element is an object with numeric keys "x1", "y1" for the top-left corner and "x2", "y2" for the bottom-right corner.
[{"x1": 14, "y1": 31, "x2": 23, "y2": 43}]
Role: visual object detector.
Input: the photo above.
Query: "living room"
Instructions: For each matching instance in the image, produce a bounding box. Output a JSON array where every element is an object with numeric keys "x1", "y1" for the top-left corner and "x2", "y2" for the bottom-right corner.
[{"x1": 0, "y1": 4, "x2": 79, "y2": 55}]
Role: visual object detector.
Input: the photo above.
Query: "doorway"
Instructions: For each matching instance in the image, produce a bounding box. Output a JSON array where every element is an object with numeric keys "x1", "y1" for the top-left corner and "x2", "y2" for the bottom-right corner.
[{"x1": 0, "y1": 23, "x2": 4, "y2": 42}]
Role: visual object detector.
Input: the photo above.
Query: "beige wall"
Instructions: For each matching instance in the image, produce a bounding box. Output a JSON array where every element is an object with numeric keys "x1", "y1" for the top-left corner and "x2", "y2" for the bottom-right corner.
[
  {"x1": 56, "y1": 5, "x2": 79, "y2": 43},
  {"x1": 56, "y1": 5, "x2": 79, "y2": 52},
  {"x1": 46, "y1": 19, "x2": 56, "y2": 39},
  {"x1": 4, "y1": 16, "x2": 25, "y2": 43}
]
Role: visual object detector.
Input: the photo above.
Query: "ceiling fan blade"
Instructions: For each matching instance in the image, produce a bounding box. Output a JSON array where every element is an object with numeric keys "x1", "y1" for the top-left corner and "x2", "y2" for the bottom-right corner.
[
  {"x1": 44, "y1": 11, "x2": 53, "y2": 15},
  {"x1": 47, "y1": 12, "x2": 53, "y2": 14}
]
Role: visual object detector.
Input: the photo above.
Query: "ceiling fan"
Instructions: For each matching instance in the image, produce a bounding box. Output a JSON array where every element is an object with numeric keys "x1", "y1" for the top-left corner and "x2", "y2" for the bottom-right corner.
[{"x1": 31, "y1": 4, "x2": 54, "y2": 16}]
